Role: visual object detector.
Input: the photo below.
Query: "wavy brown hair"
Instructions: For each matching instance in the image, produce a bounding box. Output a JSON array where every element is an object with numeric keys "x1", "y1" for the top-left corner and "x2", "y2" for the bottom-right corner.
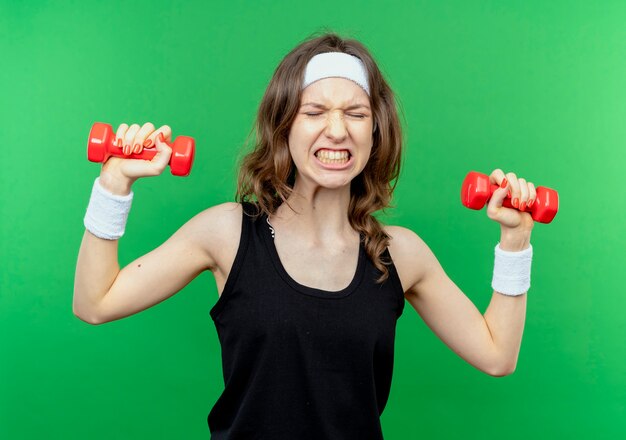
[{"x1": 237, "y1": 31, "x2": 403, "y2": 282}]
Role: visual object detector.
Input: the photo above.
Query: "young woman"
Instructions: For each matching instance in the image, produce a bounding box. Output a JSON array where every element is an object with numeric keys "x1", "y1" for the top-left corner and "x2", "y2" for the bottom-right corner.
[{"x1": 75, "y1": 32, "x2": 535, "y2": 439}]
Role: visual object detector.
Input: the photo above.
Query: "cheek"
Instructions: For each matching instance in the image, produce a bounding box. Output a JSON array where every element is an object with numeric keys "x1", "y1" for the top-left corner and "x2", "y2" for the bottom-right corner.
[
  {"x1": 287, "y1": 132, "x2": 309, "y2": 167},
  {"x1": 358, "y1": 133, "x2": 374, "y2": 157},
  {"x1": 365, "y1": 144, "x2": 373, "y2": 158},
  {"x1": 288, "y1": 123, "x2": 319, "y2": 153}
]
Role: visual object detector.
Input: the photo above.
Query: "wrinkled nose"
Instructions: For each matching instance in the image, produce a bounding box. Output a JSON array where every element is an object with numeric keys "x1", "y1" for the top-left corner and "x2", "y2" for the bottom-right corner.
[{"x1": 324, "y1": 111, "x2": 348, "y2": 142}]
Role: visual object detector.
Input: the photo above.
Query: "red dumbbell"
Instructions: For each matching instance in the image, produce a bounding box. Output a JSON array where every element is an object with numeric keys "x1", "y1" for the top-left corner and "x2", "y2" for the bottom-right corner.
[
  {"x1": 87, "y1": 122, "x2": 195, "y2": 177},
  {"x1": 461, "y1": 171, "x2": 559, "y2": 224}
]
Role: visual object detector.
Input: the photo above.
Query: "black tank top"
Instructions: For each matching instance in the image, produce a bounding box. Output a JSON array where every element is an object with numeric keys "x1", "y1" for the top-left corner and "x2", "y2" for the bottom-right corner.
[{"x1": 208, "y1": 202, "x2": 405, "y2": 439}]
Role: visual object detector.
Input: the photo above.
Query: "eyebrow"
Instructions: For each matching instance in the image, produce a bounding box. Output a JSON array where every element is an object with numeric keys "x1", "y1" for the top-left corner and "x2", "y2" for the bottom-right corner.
[{"x1": 300, "y1": 102, "x2": 371, "y2": 111}]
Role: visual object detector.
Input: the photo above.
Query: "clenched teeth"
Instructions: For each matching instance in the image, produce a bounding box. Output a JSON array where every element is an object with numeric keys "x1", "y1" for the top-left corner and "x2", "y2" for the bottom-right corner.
[{"x1": 315, "y1": 149, "x2": 350, "y2": 164}]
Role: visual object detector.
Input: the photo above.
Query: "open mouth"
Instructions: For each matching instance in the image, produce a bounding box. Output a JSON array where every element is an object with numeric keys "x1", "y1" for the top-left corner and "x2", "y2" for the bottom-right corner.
[{"x1": 314, "y1": 148, "x2": 351, "y2": 165}]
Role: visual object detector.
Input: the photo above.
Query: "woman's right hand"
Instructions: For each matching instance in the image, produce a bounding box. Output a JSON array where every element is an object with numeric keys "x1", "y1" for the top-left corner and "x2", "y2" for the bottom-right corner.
[{"x1": 99, "y1": 122, "x2": 173, "y2": 195}]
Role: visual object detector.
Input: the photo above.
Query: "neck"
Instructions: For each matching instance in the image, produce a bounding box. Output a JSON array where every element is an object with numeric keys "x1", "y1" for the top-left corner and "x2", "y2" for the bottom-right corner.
[{"x1": 272, "y1": 178, "x2": 356, "y2": 244}]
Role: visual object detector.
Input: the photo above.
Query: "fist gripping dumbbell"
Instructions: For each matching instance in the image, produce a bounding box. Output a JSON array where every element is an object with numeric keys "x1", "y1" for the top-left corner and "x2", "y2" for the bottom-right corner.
[
  {"x1": 87, "y1": 122, "x2": 195, "y2": 177},
  {"x1": 461, "y1": 171, "x2": 559, "y2": 224}
]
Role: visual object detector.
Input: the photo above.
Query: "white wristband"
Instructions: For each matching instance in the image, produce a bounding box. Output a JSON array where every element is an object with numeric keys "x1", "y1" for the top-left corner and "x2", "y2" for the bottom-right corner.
[
  {"x1": 84, "y1": 177, "x2": 134, "y2": 240},
  {"x1": 491, "y1": 242, "x2": 533, "y2": 296}
]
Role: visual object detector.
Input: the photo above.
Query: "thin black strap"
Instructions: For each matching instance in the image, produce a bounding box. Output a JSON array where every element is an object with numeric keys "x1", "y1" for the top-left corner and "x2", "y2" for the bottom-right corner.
[{"x1": 241, "y1": 201, "x2": 260, "y2": 217}]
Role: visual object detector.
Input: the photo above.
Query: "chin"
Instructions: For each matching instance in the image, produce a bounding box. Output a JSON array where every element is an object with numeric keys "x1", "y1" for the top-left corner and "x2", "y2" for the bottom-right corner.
[{"x1": 312, "y1": 173, "x2": 355, "y2": 189}]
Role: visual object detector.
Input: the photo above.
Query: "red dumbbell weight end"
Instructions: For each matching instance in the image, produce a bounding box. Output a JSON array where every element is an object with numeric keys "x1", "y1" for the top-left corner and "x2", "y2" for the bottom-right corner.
[
  {"x1": 87, "y1": 122, "x2": 195, "y2": 177},
  {"x1": 461, "y1": 171, "x2": 559, "y2": 224}
]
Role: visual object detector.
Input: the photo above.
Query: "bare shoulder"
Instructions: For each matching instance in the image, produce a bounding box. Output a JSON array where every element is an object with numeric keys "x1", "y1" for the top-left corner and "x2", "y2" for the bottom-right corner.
[
  {"x1": 182, "y1": 202, "x2": 242, "y2": 272},
  {"x1": 384, "y1": 225, "x2": 440, "y2": 295},
  {"x1": 193, "y1": 201, "x2": 242, "y2": 233}
]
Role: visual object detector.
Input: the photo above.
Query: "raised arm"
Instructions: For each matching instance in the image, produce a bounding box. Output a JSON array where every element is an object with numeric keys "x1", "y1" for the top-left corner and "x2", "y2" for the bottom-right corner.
[
  {"x1": 74, "y1": 200, "x2": 241, "y2": 325},
  {"x1": 386, "y1": 225, "x2": 521, "y2": 377},
  {"x1": 73, "y1": 121, "x2": 241, "y2": 325},
  {"x1": 386, "y1": 170, "x2": 535, "y2": 377}
]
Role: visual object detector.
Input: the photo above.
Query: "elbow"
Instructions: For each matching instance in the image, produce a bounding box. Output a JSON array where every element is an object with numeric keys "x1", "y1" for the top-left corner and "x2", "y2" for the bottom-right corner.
[
  {"x1": 73, "y1": 290, "x2": 108, "y2": 325},
  {"x1": 488, "y1": 363, "x2": 516, "y2": 377},
  {"x1": 74, "y1": 311, "x2": 103, "y2": 325},
  {"x1": 73, "y1": 305, "x2": 105, "y2": 326}
]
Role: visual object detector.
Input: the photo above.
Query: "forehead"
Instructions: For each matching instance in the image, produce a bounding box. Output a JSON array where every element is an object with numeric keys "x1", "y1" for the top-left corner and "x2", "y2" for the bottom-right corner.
[{"x1": 300, "y1": 77, "x2": 370, "y2": 107}]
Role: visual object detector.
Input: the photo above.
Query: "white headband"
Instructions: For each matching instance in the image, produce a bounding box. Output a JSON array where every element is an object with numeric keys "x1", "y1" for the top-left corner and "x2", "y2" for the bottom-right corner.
[{"x1": 302, "y1": 52, "x2": 370, "y2": 96}]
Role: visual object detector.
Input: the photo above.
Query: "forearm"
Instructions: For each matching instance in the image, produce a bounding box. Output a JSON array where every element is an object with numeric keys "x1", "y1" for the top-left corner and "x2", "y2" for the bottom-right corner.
[
  {"x1": 484, "y1": 228, "x2": 532, "y2": 374},
  {"x1": 484, "y1": 289, "x2": 527, "y2": 374},
  {"x1": 73, "y1": 231, "x2": 121, "y2": 322},
  {"x1": 73, "y1": 173, "x2": 132, "y2": 323}
]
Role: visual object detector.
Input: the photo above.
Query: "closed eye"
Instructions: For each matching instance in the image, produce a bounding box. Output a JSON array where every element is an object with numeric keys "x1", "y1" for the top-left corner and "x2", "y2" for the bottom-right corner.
[{"x1": 304, "y1": 112, "x2": 367, "y2": 119}]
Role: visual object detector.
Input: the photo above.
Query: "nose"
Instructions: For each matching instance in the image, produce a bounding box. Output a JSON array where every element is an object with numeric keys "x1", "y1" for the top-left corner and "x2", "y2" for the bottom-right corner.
[{"x1": 323, "y1": 110, "x2": 348, "y2": 142}]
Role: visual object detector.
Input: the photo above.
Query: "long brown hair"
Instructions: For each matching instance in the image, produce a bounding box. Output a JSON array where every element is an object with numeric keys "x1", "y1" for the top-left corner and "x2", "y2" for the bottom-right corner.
[{"x1": 237, "y1": 32, "x2": 403, "y2": 282}]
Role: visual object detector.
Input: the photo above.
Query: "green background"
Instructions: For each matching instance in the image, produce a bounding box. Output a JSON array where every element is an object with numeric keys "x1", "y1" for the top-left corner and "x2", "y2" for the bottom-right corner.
[{"x1": 1, "y1": 0, "x2": 624, "y2": 438}]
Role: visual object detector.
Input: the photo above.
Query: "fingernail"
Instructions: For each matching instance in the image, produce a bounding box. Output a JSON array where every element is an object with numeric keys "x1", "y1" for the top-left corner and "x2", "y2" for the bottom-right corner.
[
  {"x1": 513, "y1": 198, "x2": 519, "y2": 208},
  {"x1": 158, "y1": 132, "x2": 165, "y2": 142},
  {"x1": 520, "y1": 202, "x2": 526, "y2": 211},
  {"x1": 500, "y1": 178, "x2": 508, "y2": 189},
  {"x1": 124, "y1": 145, "x2": 130, "y2": 155},
  {"x1": 143, "y1": 138, "x2": 153, "y2": 148},
  {"x1": 528, "y1": 199, "x2": 534, "y2": 208},
  {"x1": 116, "y1": 139, "x2": 122, "y2": 149},
  {"x1": 133, "y1": 143, "x2": 140, "y2": 154}
]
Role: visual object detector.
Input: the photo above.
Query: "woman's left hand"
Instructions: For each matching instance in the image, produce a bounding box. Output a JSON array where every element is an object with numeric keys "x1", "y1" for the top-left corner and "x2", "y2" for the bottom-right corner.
[{"x1": 486, "y1": 168, "x2": 536, "y2": 232}]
